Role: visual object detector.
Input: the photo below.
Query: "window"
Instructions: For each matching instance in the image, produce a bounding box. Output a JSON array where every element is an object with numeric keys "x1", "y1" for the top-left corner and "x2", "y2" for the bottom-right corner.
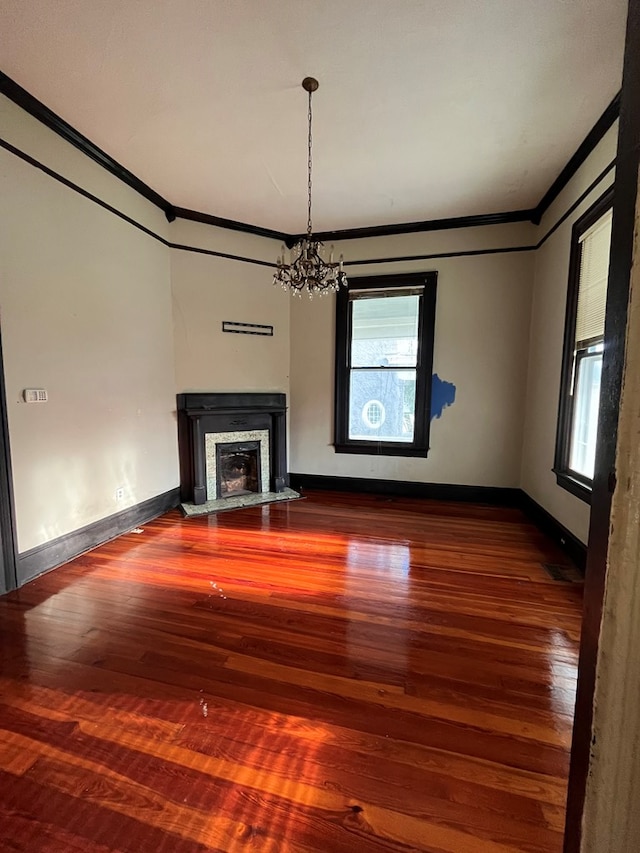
[
  {"x1": 334, "y1": 272, "x2": 437, "y2": 457},
  {"x1": 554, "y1": 188, "x2": 613, "y2": 502}
]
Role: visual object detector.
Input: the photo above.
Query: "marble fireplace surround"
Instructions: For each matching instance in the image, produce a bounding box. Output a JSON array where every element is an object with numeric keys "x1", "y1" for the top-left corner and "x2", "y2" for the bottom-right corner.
[
  {"x1": 206, "y1": 429, "x2": 270, "y2": 500},
  {"x1": 177, "y1": 392, "x2": 287, "y2": 505}
]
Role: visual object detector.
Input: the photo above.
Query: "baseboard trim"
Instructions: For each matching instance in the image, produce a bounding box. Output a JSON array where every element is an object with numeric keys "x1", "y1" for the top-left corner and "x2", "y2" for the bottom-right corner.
[
  {"x1": 289, "y1": 474, "x2": 587, "y2": 570},
  {"x1": 518, "y1": 491, "x2": 587, "y2": 572},
  {"x1": 13, "y1": 480, "x2": 588, "y2": 584},
  {"x1": 17, "y1": 487, "x2": 180, "y2": 586},
  {"x1": 288, "y1": 473, "x2": 521, "y2": 505}
]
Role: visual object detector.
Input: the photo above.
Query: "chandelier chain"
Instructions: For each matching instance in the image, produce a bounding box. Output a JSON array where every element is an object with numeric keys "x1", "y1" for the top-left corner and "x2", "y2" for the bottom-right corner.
[
  {"x1": 272, "y1": 76, "x2": 347, "y2": 297},
  {"x1": 307, "y1": 88, "x2": 313, "y2": 236}
]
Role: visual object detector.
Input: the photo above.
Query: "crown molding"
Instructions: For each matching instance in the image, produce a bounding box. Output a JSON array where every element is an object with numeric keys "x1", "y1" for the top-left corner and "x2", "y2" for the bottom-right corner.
[
  {"x1": 0, "y1": 71, "x2": 177, "y2": 222},
  {"x1": 532, "y1": 91, "x2": 621, "y2": 225},
  {"x1": 173, "y1": 208, "x2": 536, "y2": 248},
  {"x1": 0, "y1": 69, "x2": 621, "y2": 240},
  {"x1": 172, "y1": 206, "x2": 288, "y2": 243},
  {"x1": 292, "y1": 209, "x2": 535, "y2": 245},
  {"x1": 0, "y1": 133, "x2": 611, "y2": 271}
]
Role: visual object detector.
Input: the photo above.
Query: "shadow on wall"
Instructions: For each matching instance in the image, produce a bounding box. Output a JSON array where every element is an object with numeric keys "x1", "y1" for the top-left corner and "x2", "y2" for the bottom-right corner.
[{"x1": 430, "y1": 374, "x2": 456, "y2": 421}]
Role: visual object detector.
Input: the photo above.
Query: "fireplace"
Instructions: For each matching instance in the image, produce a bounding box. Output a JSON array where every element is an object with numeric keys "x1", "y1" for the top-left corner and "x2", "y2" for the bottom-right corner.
[
  {"x1": 216, "y1": 441, "x2": 261, "y2": 497},
  {"x1": 177, "y1": 393, "x2": 287, "y2": 505}
]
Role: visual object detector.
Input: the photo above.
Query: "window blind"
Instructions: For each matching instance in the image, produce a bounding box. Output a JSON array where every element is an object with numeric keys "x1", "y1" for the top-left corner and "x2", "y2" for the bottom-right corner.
[
  {"x1": 348, "y1": 286, "x2": 424, "y2": 299},
  {"x1": 575, "y1": 208, "x2": 613, "y2": 347}
]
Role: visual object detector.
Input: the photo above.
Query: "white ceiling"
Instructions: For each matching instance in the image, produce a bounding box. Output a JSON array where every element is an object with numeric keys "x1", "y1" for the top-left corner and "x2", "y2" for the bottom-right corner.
[{"x1": 0, "y1": 0, "x2": 628, "y2": 234}]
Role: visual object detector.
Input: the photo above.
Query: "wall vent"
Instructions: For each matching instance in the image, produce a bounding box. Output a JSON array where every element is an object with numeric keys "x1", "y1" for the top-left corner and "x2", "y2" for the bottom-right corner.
[{"x1": 542, "y1": 562, "x2": 583, "y2": 583}]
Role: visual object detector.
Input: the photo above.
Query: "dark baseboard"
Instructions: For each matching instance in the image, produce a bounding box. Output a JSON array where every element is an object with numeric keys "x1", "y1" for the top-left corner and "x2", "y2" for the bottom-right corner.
[
  {"x1": 16, "y1": 487, "x2": 180, "y2": 586},
  {"x1": 12, "y1": 478, "x2": 588, "y2": 585},
  {"x1": 289, "y1": 473, "x2": 587, "y2": 570},
  {"x1": 288, "y1": 472, "x2": 521, "y2": 505},
  {"x1": 518, "y1": 491, "x2": 587, "y2": 572}
]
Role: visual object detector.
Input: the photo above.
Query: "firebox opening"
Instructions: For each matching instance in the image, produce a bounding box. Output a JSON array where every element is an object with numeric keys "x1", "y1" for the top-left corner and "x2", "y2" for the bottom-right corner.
[{"x1": 216, "y1": 442, "x2": 261, "y2": 498}]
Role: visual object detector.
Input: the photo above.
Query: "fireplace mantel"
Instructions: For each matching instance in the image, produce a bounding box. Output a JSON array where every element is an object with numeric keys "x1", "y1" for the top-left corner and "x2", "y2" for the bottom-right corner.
[{"x1": 177, "y1": 393, "x2": 287, "y2": 504}]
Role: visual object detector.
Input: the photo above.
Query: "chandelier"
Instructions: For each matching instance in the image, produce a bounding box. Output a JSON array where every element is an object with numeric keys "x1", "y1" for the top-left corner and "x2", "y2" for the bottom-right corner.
[{"x1": 273, "y1": 77, "x2": 347, "y2": 297}]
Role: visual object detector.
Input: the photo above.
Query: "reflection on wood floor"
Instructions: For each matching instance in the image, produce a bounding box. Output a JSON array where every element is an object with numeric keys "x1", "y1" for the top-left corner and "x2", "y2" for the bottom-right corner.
[{"x1": 0, "y1": 490, "x2": 583, "y2": 852}]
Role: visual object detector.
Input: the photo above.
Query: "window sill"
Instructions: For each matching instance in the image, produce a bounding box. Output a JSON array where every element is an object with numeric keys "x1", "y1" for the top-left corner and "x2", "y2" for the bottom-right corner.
[
  {"x1": 554, "y1": 469, "x2": 592, "y2": 504},
  {"x1": 334, "y1": 442, "x2": 429, "y2": 458}
]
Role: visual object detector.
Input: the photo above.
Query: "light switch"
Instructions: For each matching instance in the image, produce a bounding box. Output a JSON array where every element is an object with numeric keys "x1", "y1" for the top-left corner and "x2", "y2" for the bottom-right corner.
[{"x1": 23, "y1": 389, "x2": 48, "y2": 403}]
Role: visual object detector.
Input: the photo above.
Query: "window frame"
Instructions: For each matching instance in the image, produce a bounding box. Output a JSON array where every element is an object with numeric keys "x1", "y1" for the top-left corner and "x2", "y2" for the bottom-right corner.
[
  {"x1": 334, "y1": 271, "x2": 437, "y2": 457},
  {"x1": 554, "y1": 187, "x2": 614, "y2": 504}
]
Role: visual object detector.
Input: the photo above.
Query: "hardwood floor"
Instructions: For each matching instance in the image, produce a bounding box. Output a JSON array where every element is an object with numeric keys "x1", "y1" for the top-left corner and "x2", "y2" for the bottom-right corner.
[{"x1": 0, "y1": 491, "x2": 583, "y2": 852}]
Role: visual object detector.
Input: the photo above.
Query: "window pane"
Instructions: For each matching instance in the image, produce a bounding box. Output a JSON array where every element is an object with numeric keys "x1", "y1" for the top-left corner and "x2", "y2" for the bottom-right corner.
[
  {"x1": 351, "y1": 295, "x2": 419, "y2": 367},
  {"x1": 348, "y1": 369, "x2": 416, "y2": 441},
  {"x1": 569, "y1": 352, "x2": 603, "y2": 479}
]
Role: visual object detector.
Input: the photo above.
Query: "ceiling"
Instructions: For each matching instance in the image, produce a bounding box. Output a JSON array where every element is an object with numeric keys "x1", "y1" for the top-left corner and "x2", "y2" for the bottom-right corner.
[{"x1": 0, "y1": 0, "x2": 628, "y2": 234}]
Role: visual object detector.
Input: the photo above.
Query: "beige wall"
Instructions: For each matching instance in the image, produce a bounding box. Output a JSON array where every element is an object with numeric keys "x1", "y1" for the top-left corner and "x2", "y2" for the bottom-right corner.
[
  {"x1": 0, "y1": 88, "x2": 621, "y2": 558},
  {"x1": 289, "y1": 224, "x2": 535, "y2": 487},
  {"x1": 170, "y1": 220, "x2": 290, "y2": 395},
  {"x1": 0, "y1": 95, "x2": 291, "y2": 557},
  {"x1": 0, "y1": 95, "x2": 178, "y2": 553},
  {"x1": 520, "y1": 123, "x2": 618, "y2": 543}
]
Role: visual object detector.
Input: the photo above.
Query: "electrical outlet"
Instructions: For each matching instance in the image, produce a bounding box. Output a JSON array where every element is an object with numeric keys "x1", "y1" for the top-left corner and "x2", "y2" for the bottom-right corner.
[{"x1": 115, "y1": 487, "x2": 125, "y2": 502}]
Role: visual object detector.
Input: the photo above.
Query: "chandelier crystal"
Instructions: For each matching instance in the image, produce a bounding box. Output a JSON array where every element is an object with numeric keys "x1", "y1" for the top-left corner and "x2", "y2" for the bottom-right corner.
[{"x1": 273, "y1": 77, "x2": 347, "y2": 297}]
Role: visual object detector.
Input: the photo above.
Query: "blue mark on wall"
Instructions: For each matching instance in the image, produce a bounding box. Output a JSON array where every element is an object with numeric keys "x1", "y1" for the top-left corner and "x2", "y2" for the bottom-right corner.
[{"x1": 430, "y1": 374, "x2": 456, "y2": 420}]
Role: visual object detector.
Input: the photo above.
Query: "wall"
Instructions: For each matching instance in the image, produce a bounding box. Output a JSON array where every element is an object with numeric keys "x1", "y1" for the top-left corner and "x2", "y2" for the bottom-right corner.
[
  {"x1": 170, "y1": 220, "x2": 290, "y2": 395},
  {"x1": 0, "y1": 94, "x2": 179, "y2": 554},
  {"x1": 289, "y1": 222, "x2": 535, "y2": 487},
  {"x1": 520, "y1": 123, "x2": 618, "y2": 543},
  {"x1": 0, "y1": 85, "x2": 621, "y2": 563}
]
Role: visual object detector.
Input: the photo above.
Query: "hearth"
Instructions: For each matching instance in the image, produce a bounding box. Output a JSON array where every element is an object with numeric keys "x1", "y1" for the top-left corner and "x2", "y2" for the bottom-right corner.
[{"x1": 177, "y1": 393, "x2": 287, "y2": 505}]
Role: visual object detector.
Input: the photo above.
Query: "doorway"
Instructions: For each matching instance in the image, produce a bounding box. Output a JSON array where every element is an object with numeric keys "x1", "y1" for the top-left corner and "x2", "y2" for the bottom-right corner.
[
  {"x1": 0, "y1": 324, "x2": 18, "y2": 594},
  {"x1": 563, "y1": 0, "x2": 640, "y2": 848}
]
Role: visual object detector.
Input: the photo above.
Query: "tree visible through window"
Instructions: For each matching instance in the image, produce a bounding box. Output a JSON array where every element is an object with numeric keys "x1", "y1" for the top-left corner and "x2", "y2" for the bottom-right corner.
[
  {"x1": 334, "y1": 273, "x2": 437, "y2": 457},
  {"x1": 555, "y1": 188, "x2": 613, "y2": 501}
]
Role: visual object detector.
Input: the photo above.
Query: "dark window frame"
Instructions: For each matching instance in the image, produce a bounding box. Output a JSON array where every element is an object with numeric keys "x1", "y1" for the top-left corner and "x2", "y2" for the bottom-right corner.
[
  {"x1": 334, "y1": 271, "x2": 437, "y2": 458},
  {"x1": 554, "y1": 187, "x2": 614, "y2": 504}
]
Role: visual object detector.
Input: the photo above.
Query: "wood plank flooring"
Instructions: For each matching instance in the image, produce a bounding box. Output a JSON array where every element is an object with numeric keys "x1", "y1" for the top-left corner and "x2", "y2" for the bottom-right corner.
[{"x1": 0, "y1": 491, "x2": 583, "y2": 852}]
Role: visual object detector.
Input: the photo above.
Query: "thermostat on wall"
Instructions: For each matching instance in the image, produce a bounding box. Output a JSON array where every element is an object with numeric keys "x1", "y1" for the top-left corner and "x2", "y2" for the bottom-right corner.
[{"x1": 23, "y1": 389, "x2": 48, "y2": 403}]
